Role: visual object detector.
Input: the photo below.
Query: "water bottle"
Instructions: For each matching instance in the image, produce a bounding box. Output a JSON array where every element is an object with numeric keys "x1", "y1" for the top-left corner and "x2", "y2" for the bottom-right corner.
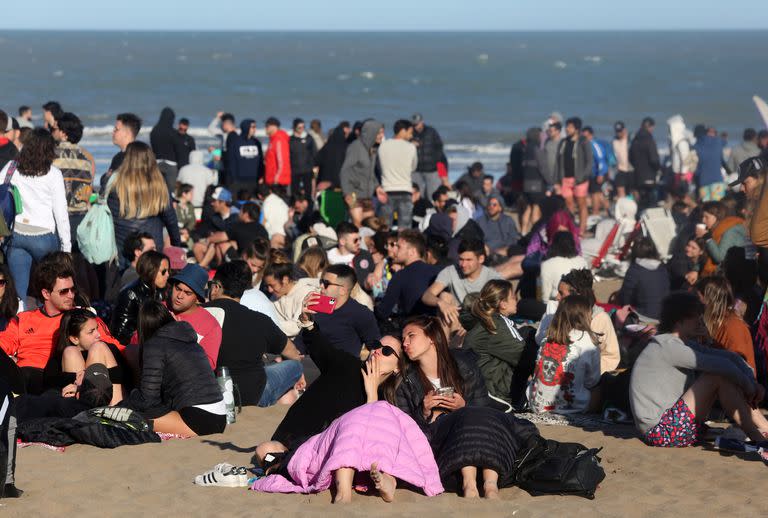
[{"x1": 217, "y1": 366, "x2": 236, "y2": 424}]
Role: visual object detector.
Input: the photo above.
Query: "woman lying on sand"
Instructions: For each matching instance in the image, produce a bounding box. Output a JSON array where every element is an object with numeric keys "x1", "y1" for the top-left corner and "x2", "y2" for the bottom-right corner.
[{"x1": 249, "y1": 352, "x2": 442, "y2": 503}]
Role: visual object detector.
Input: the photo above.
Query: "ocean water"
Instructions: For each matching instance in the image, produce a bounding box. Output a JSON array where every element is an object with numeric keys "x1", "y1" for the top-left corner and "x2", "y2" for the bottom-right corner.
[{"x1": 2, "y1": 30, "x2": 767, "y2": 181}]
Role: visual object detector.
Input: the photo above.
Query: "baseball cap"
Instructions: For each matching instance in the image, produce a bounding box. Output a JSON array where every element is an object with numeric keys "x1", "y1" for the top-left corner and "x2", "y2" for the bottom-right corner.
[
  {"x1": 411, "y1": 113, "x2": 424, "y2": 125},
  {"x1": 614, "y1": 121, "x2": 625, "y2": 133},
  {"x1": 79, "y1": 363, "x2": 113, "y2": 408},
  {"x1": 164, "y1": 246, "x2": 188, "y2": 271},
  {"x1": 211, "y1": 186, "x2": 232, "y2": 203},
  {"x1": 730, "y1": 156, "x2": 766, "y2": 187}
]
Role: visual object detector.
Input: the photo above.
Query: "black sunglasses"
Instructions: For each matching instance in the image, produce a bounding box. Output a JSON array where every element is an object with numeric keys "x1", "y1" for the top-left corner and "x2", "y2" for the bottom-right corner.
[
  {"x1": 380, "y1": 345, "x2": 400, "y2": 359},
  {"x1": 320, "y1": 279, "x2": 343, "y2": 289}
]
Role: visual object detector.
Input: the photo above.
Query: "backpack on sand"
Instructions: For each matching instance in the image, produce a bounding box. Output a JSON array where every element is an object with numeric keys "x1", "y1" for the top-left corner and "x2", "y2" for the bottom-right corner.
[{"x1": 514, "y1": 436, "x2": 606, "y2": 499}]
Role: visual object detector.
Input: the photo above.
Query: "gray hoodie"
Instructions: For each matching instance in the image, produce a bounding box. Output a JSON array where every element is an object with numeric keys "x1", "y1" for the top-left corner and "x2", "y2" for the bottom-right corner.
[
  {"x1": 629, "y1": 333, "x2": 756, "y2": 435},
  {"x1": 340, "y1": 120, "x2": 383, "y2": 199},
  {"x1": 727, "y1": 140, "x2": 761, "y2": 174},
  {"x1": 177, "y1": 150, "x2": 218, "y2": 207}
]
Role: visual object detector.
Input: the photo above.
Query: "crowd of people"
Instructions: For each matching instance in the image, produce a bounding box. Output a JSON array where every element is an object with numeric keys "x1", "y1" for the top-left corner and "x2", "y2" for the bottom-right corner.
[{"x1": 0, "y1": 102, "x2": 767, "y2": 501}]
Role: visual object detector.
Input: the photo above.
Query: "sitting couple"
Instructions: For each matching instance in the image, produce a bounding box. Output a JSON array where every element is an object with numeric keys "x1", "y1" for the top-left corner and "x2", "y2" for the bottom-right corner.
[{"x1": 238, "y1": 297, "x2": 538, "y2": 503}]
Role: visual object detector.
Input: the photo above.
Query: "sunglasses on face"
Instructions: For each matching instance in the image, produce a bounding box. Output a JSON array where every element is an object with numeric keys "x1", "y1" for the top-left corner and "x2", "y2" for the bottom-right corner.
[
  {"x1": 380, "y1": 345, "x2": 400, "y2": 359},
  {"x1": 56, "y1": 287, "x2": 76, "y2": 296},
  {"x1": 320, "y1": 279, "x2": 343, "y2": 289}
]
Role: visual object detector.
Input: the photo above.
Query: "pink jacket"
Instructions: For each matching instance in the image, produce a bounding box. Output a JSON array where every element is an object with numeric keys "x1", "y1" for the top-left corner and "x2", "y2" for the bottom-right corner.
[{"x1": 250, "y1": 401, "x2": 444, "y2": 496}]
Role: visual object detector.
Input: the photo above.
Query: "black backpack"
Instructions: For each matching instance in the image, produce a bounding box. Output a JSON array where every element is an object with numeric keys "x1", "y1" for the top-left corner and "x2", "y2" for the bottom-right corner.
[{"x1": 514, "y1": 436, "x2": 606, "y2": 499}]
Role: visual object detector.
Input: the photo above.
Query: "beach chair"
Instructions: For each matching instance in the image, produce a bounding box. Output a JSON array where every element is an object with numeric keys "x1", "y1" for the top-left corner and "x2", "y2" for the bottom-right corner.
[{"x1": 640, "y1": 208, "x2": 676, "y2": 260}]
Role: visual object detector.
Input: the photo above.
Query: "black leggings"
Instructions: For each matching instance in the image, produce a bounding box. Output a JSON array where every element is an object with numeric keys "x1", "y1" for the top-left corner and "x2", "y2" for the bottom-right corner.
[{"x1": 178, "y1": 407, "x2": 226, "y2": 436}]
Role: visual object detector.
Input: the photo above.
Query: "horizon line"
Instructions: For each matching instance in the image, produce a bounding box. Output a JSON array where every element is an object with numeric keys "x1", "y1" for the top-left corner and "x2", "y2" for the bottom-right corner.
[{"x1": 2, "y1": 28, "x2": 767, "y2": 33}]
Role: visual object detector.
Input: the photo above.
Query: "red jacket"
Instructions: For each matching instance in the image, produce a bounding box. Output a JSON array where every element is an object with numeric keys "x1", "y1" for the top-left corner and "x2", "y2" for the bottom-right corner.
[{"x1": 265, "y1": 130, "x2": 292, "y2": 186}]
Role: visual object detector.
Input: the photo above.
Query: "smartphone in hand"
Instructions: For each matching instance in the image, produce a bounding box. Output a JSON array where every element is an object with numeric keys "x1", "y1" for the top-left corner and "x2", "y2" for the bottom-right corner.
[{"x1": 308, "y1": 294, "x2": 337, "y2": 314}]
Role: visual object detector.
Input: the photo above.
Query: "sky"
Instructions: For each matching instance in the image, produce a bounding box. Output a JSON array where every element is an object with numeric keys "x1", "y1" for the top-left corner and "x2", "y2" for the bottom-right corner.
[{"x1": 5, "y1": 1, "x2": 767, "y2": 31}]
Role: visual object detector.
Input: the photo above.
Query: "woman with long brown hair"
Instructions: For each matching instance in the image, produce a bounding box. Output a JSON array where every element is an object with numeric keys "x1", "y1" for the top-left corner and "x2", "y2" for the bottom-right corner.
[
  {"x1": 463, "y1": 279, "x2": 527, "y2": 409},
  {"x1": 1, "y1": 128, "x2": 70, "y2": 309},
  {"x1": 106, "y1": 141, "x2": 180, "y2": 268},
  {"x1": 695, "y1": 276, "x2": 756, "y2": 373},
  {"x1": 696, "y1": 200, "x2": 749, "y2": 276},
  {"x1": 528, "y1": 295, "x2": 601, "y2": 414},
  {"x1": 391, "y1": 315, "x2": 538, "y2": 499},
  {"x1": 110, "y1": 251, "x2": 170, "y2": 345}
]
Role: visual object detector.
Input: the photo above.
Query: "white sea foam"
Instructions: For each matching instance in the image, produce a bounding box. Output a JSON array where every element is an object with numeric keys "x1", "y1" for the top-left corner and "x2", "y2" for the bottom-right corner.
[
  {"x1": 360, "y1": 71, "x2": 375, "y2": 80},
  {"x1": 53, "y1": 70, "x2": 64, "y2": 77},
  {"x1": 584, "y1": 56, "x2": 603, "y2": 63},
  {"x1": 553, "y1": 61, "x2": 567, "y2": 69},
  {"x1": 337, "y1": 74, "x2": 350, "y2": 81},
  {"x1": 477, "y1": 53, "x2": 489, "y2": 62}
]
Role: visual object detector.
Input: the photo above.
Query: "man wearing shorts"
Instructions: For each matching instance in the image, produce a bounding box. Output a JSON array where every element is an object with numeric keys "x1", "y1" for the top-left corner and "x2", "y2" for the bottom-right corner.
[
  {"x1": 612, "y1": 121, "x2": 634, "y2": 198},
  {"x1": 556, "y1": 117, "x2": 593, "y2": 235}
]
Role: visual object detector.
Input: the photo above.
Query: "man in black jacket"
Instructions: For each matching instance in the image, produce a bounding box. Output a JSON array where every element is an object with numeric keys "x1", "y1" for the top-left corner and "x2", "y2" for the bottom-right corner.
[
  {"x1": 289, "y1": 118, "x2": 318, "y2": 197},
  {"x1": 411, "y1": 113, "x2": 444, "y2": 200},
  {"x1": 150, "y1": 107, "x2": 187, "y2": 196},
  {"x1": 176, "y1": 117, "x2": 196, "y2": 168},
  {"x1": 629, "y1": 117, "x2": 661, "y2": 210},
  {"x1": 225, "y1": 119, "x2": 263, "y2": 193}
]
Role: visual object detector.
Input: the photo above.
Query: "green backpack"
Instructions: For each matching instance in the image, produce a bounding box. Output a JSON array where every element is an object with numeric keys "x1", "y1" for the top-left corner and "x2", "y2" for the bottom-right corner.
[{"x1": 76, "y1": 178, "x2": 117, "y2": 265}]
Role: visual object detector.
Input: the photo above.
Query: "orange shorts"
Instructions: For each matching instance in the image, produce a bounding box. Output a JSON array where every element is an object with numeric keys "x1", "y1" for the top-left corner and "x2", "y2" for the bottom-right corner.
[{"x1": 561, "y1": 177, "x2": 589, "y2": 199}]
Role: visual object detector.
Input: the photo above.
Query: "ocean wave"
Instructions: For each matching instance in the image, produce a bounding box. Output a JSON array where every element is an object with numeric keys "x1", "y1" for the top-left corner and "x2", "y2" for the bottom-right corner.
[{"x1": 444, "y1": 143, "x2": 509, "y2": 155}]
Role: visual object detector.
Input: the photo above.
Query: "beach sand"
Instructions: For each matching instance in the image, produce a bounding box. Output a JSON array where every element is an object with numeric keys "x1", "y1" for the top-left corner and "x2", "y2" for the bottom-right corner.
[
  {"x1": 5, "y1": 277, "x2": 765, "y2": 517},
  {"x1": 5, "y1": 402, "x2": 767, "y2": 518}
]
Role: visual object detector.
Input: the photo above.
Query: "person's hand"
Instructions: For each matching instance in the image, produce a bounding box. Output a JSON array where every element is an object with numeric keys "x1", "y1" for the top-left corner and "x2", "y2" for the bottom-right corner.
[
  {"x1": 423, "y1": 391, "x2": 447, "y2": 417},
  {"x1": 344, "y1": 194, "x2": 355, "y2": 208},
  {"x1": 685, "y1": 271, "x2": 699, "y2": 285},
  {"x1": 294, "y1": 374, "x2": 307, "y2": 392},
  {"x1": 216, "y1": 111, "x2": 224, "y2": 119},
  {"x1": 300, "y1": 292, "x2": 321, "y2": 323},
  {"x1": 375, "y1": 187, "x2": 388, "y2": 204},
  {"x1": 695, "y1": 225, "x2": 707, "y2": 238},
  {"x1": 439, "y1": 392, "x2": 466, "y2": 411},
  {"x1": 62, "y1": 383, "x2": 78, "y2": 398},
  {"x1": 437, "y1": 299, "x2": 460, "y2": 326},
  {"x1": 554, "y1": 184, "x2": 562, "y2": 195},
  {"x1": 361, "y1": 355, "x2": 382, "y2": 403}
]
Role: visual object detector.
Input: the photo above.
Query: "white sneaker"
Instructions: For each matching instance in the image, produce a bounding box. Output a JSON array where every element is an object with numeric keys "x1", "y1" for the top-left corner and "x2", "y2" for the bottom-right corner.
[{"x1": 194, "y1": 463, "x2": 249, "y2": 487}]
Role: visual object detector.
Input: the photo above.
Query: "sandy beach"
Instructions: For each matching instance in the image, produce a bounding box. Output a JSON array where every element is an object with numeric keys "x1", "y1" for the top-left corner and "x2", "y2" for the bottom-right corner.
[{"x1": 4, "y1": 400, "x2": 766, "y2": 518}]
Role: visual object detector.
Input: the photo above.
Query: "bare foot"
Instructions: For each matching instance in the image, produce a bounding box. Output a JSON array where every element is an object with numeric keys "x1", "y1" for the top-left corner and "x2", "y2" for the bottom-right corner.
[
  {"x1": 370, "y1": 463, "x2": 396, "y2": 503},
  {"x1": 332, "y1": 488, "x2": 352, "y2": 504},
  {"x1": 463, "y1": 483, "x2": 479, "y2": 498},
  {"x1": 484, "y1": 480, "x2": 500, "y2": 500}
]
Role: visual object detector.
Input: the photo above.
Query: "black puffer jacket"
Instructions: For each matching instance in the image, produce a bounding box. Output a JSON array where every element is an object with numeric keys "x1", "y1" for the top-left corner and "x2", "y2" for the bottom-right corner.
[
  {"x1": 629, "y1": 127, "x2": 660, "y2": 186},
  {"x1": 395, "y1": 349, "x2": 490, "y2": 430},
  {"x1": 128, "y1": 321, "x2": 223, "y2": 419},
  {"x1": 110, "y1": 280, "x2": 163, "y2": 345},
  {"x1": 413, "y1": 125, "x2": 444, "y2": 173}
]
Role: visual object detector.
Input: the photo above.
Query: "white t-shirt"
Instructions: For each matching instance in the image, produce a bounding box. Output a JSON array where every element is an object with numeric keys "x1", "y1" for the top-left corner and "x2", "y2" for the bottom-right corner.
[
  {"x1": 240, "y1": 288, "x2": 281, "y2": 327},
  {"x1": 435, "y1": 265, "x2": 502, "y2": 304},
  {"x1": 527, "y1": 329, "x2": 601, "y2": 414},
  {"x1": 539, "y1": 255, "x2": 589, "y2": 302},
  {"x1": 327, "y1": 247, "x2": 354, "y2": 266},
  {"x1": 378, "y1": 139, "x2": 417, "y2": 193}
]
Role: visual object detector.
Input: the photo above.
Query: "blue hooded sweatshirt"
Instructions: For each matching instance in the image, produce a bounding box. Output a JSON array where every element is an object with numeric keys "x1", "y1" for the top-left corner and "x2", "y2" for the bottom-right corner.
[
  {"x1": 693, "y1": 131, "x2": 724, "y2": 188},
  {"x1": 225, "y1": 119, "x2": 264, "y2": 185}
]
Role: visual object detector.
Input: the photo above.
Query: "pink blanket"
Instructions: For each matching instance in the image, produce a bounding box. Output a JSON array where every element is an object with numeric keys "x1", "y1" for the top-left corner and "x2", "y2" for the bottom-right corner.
[{"x1": 250, "y1": 401, "x2": 444, "y2": 496}]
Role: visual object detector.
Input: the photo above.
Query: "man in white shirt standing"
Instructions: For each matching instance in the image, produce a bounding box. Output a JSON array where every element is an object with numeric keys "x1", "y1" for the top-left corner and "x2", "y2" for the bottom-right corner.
[{"x1": 377, "y1": 119, "x2": 418, "y2": 229}]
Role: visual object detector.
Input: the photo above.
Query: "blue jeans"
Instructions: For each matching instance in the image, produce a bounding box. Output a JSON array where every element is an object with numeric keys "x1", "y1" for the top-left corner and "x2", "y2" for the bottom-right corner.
[
  {"x1": 7, "y1": 232, "x2": 60, "y2": 309},
  {"x1": 379, "y1": 192, "x2": 414, "y2": 229},
  {"x1": 258, "y1": 360, "x2": 303, "y2": 407}
]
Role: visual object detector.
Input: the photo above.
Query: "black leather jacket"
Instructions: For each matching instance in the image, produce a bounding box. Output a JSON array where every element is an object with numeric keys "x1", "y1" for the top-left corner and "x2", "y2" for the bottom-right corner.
[
  {"x1": 395, "y1": 349, "x2": 490, "y2": 431},
  {"x1": 412, "y1": 125, "x2": 444, "y2": 173},
  {"x1": 110, "y1": 280, "x2": 163, "y2": 345}
]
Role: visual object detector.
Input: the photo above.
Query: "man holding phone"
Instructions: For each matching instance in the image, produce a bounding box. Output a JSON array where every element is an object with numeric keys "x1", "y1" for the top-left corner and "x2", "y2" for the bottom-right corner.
[{"x1": 300, "y1": 264, "x2": 380, "y2": 358}]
